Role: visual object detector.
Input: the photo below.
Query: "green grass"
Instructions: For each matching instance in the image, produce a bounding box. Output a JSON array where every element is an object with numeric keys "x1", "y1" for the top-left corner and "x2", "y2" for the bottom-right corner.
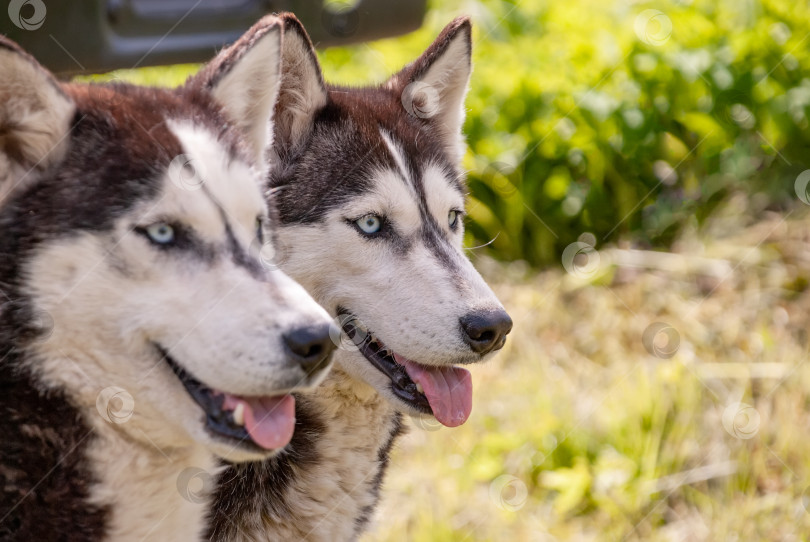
[
  {"x1": 74, "y1": 63, "x2": 200, "y2": 87},
  {"x1": 364, "y1": 203, "x2": 810, "y2": 541}
]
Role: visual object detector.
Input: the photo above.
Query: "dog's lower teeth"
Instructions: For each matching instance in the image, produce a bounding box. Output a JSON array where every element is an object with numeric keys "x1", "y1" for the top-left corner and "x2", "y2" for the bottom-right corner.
[
  {"x1": 232, "y1": 403, "x2": 245, "y2": 426},
  {"x1": 415, "y1": 383, "x2": 424, "y2": 394}
]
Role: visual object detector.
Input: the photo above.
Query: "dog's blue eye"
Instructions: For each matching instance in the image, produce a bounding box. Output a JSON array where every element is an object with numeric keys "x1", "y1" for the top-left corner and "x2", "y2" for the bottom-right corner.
[
  {"x1": 356, "y1": 215, "x2": 382, "y2": 234},
  {"x1": 145, "y1": 223, "x2": 175, "y2": 244},
  {"x1": 449, "y1": 210, "x2": 460, "y2": 229}
]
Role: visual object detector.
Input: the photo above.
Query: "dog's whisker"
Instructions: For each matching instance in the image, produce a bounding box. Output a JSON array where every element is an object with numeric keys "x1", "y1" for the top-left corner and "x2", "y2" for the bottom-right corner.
[{"x1": 465, "y1": 232, "x2": 500, "y2": 250}]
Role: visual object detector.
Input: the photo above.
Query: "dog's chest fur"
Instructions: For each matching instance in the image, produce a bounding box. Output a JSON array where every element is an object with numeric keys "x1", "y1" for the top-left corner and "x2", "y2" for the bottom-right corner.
[
  {"x1": 209, "y1": 366, "x2": 404, "y2": 541},
  {"x1": 85, "y1": 425, "x2": 217, "y2": 541}
]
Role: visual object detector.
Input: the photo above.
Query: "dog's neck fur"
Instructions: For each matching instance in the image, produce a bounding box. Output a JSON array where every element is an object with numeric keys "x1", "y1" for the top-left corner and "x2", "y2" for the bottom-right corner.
[
  {"x1": 85, "y1": 419, "x2": 217, "y2": 541},
  {"x1": 209, "y1": 364, "x2": 404, "y2": 541}
]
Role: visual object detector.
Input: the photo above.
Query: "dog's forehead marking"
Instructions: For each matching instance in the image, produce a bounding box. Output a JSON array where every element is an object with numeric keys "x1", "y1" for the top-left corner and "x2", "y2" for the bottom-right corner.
[
  {"x1": 379, "y1": 128, "x2": 411, "y2": 188},
  {"x1": 166, "y1": 121, "x2": 264, "y2": 242},
  {"x1": 422, "y1": 162, "x2": 465, "y2": 224},
  {"x1": 370, "y1": 131, "x2": 464, "y2": 269},
  {"x1": 334, "y1": 166, "x2": 421, "y2": 237},
  {"x1": 374, "y1": 168, "x2": 421, "y2": 235}
]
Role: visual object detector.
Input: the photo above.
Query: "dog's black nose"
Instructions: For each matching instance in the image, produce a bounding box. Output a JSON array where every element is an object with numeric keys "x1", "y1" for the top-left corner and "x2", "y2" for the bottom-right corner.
[
  {"x1": 460, "y1": 309, "x2": 513, "y2": 355},
  {"x1": 283, "y1": 323, "x2": 336, "y2": 376}
]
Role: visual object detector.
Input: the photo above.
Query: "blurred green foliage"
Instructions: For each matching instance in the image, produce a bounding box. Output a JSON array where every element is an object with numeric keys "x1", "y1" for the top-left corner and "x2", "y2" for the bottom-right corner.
[
  {"x1": 87, "y1": 0, "x2": 810, "y2": 267},
  {"x1": 319, "y1": 0, "x2": 810, "y2": 266}
]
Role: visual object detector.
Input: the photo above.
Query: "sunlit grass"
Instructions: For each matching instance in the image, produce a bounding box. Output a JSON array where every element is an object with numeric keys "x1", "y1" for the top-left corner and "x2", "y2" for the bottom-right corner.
[
  {"x1": 365, "y1": 202, "x2": 810, "y2": 541},
  {"x1": 73, "y1": 63, "x2": 200, "y2": 87}
]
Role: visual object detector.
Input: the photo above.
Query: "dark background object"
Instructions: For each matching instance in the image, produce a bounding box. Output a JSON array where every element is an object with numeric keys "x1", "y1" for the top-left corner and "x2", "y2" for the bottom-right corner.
[{"x1": 2, "y1": 0, "x2": 426, "y2": 76}]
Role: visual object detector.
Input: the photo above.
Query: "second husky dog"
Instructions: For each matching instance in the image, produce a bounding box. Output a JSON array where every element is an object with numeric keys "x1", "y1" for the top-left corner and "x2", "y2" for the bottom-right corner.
[
  {"x1": 0, "y1": 17, "x2": 335, "y2": 541},
  {"x1": 199, "y1": 14, "x2": 513, "y2": 541}
]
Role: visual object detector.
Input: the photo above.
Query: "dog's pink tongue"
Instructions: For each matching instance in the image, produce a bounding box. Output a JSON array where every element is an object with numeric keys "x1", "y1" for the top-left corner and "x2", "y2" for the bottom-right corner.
[
  {"x1": 394, "y1": 354, "x2": 472, "y2": 427},
  {"x1": 222, "y1": 394, "x2": 296, "y2": 450}
]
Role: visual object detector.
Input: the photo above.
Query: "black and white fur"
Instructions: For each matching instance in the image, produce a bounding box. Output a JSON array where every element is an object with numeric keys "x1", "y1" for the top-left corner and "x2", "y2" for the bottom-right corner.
[
  {"x1": 203, "y1": 14, "x2": 512, "y2": 540},
  {"x1": 0, "y1": 18, "x2": 335, "y2": 541}
]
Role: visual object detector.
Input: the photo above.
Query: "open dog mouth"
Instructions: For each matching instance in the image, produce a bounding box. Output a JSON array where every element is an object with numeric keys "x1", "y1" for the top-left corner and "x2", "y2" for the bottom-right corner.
[
  {"x1": 156, "y1": 346, "x2": 296, "y2": 451},
  {"x1": 337, "y1": 309, "x2": 473, "y2": 427}
]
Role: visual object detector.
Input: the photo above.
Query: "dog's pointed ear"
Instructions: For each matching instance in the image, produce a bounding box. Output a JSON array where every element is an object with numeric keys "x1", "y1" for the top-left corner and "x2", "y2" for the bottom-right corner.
[
  {"x1": 273, "y1": 12, "x2": 328, "y2": 154},
  {"x1": 388, "y1": 17, "x2": 472, "y2": 161},
  {"x1": 0, "y1": 36, "x2": 75, "y2": 203},
  {"x1": 188, "y1": 15, "x2": 283, "y2": 164}
]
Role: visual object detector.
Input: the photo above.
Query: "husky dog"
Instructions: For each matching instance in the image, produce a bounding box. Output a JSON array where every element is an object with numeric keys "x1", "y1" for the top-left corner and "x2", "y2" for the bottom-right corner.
[
  {"x1": 0, "y1": 17, "x2": 336, "y2": 541},
  {"x1": 202, "y1": 14, "x2": 512, "y2": 541}
]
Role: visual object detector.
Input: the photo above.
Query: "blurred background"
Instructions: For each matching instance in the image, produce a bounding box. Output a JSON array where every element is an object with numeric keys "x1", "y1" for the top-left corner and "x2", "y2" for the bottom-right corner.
[{"x1": 32, "y1": 0, "x2": 810, "y2": 539}]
